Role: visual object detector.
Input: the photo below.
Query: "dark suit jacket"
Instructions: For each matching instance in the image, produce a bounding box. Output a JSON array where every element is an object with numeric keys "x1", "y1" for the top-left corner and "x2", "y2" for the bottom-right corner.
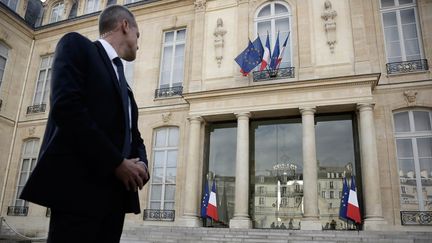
[{"x1": 20, "y1": 32, "x2": 148, "y2": 214}]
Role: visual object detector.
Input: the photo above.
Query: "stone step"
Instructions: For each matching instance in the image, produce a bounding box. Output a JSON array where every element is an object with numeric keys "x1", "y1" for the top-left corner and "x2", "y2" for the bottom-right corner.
[{"x1": 120, "y1": 226, "x2": 432, "y2": 243}]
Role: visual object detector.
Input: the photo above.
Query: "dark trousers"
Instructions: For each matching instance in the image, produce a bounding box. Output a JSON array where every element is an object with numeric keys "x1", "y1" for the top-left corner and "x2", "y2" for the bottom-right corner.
[{"x1": 47, "y1": 209, "x2": 125, "y2": 243}]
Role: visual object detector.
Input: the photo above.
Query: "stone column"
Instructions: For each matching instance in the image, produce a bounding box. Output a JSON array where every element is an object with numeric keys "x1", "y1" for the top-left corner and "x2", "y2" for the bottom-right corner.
[
  {"x1": 300, "y1": 107, "x2": 321, "y2": 230},
  {"x1": 357, "y1": 103, "x2": 386, "y2": 230},
  {"x1": 189, "y1": 0, "x2": 206, "y2": 91},
  {"x1": 230, "y1": 112, "x2": 252, "y2": 228},
  {"x1": 180, "y1": 116, "x2": 203, "y2": 227}
]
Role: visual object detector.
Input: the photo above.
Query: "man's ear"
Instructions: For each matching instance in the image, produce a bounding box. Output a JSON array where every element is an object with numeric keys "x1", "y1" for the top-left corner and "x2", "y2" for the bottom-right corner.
[{"x1": 121, "y1": 19, "x2": 129, "y2": 34}]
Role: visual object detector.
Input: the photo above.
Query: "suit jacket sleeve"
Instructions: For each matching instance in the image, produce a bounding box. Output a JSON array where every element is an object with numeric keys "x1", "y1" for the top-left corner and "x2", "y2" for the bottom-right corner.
[{"x1": 50, "y1": 32, "x2": 124, "y2": 176}]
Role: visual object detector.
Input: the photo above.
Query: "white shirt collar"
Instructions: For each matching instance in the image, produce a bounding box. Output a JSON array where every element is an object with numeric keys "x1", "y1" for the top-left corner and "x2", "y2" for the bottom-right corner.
[{"x1": 98, "y1": 38, "x2": 118, "y2": 61}]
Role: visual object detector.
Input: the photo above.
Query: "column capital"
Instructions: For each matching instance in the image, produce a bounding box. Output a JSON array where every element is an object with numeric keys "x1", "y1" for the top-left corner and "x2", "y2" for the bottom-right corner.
[
  {"x1": 299, "y1": 106, "x2": 316, "y2": 115},
  {"x1": 235, "y1": 112, "x2": 251, "y2": 119},
  {"x1": 187, "y1": 116, "x2": 203, "y2": 123},
  {"x1": 357, "y1": 103, "x2": 375, "y2": 112}
]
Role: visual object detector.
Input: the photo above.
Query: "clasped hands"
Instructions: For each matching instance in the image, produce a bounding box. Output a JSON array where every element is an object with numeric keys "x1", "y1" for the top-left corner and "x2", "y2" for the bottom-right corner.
[{"x1": 115, "y1": 158, "x2": 149, "y2": 191}]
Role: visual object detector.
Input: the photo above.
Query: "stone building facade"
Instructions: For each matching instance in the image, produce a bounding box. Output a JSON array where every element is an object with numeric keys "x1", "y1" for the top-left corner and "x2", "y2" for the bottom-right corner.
[{"x1": 0, "y1": 0, "x2": 431, "y2": 237}]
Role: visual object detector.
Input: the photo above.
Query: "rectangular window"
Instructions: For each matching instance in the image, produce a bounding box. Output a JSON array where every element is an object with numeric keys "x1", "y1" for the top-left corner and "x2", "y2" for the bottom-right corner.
[
  {"x1": 0, "y1": 42, "x2": 8, "y2": 90},
  {"x1": 1, "y1": 0, "x2": 18, "y2": 11},
  {"x1": 149, "y1": 127, "x2": 179, "y2": 211},
  {"x1": 159, "y1": 29, "x2": 186, "y2": 89},
  {"x1": 259, "y1": 197, "x2": 265, "y2": 205},
  {"x1": 380, "y1": 0, "x2": 423, "y2": 62},
  {"x1": 394, "y1": 110, "x2": 432, "y2": 211},
  {"x1": 15, "y1": 139, "x2": 39, "y2": 207},
  {"x1": 32, "y1": 55, "x2": 53, "y2": 106},
  {"x1": 84, "y1": 0, "x2": 99, "y2": 14},
  {"x1": 330, "y1": 191, "x2": 334, "y2": 199}
]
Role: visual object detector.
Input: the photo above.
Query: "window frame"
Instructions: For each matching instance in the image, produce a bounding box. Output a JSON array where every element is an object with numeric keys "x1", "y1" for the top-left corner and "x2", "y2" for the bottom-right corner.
[
  {"x1": 31, "y1": 55, "x2": 53, "y2": 106},
  {"x1": 148, "y1": 127, "x2": 179, "y2": 210},
  {"x1": 14, "y1": 139, "x2": 39, "y2": 207},
  {"x1": 158, "y1": 28, "x2": 187, "y2": 89},
  {"x1": 49, "y1": 1, "x2": 64, "y2": 23},
  {"x1": 393, "y1": 109, "x2": 432, "y2": 211},
  {"x1": 379, "y1": 0, "x2": 424, "y2": 62},
  {"x1": 254, "y1": 1, "x2": 293, "y2": 68},
  {"x1": 84, "y1": 0, "x2": 99, "y2": 14},
  {"x1": 0, "y1": 42, "x2": 9, "y2": 91}
]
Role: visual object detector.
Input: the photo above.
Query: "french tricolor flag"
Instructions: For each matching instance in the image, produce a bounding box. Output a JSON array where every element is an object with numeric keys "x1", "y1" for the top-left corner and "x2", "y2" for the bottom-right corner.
[
  {"x1": 207, "y1": 180, "x2": 219, "y2": 221},
  {"x1": 347, "y1": 177, "x2": 361, "y2": 224},
  {"x1": 276, "y1": 32, "x2": 290, "y2": 69},
  {"x1": 260, "y1": 33, "x2": 271, "y2": 71}
]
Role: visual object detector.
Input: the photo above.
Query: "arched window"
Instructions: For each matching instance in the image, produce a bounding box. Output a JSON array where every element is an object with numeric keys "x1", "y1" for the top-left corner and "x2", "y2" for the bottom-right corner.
[
  {"x1": 84, "y1": 0, "x2": 100, "y2": 14},
  {"x1": 14, "y1": 139, "x2": 40, "y2": 208},
  {"x1": 394, "y1": 109, "x2": 432, "y2": 211},
  {"x1": 255, "y1": 1, "x2": 292, "y2": 68},
  {"x1": 148, "y1": 127, "x2": 179, "y2": 212},
  {"x1": 49, "y1": 1, "x2": 64, "y2": 23}
]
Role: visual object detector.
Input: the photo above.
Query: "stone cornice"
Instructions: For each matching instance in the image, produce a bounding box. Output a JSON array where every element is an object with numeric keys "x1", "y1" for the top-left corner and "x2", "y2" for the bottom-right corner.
[
  {"x1": 183, "y1": 73, "x2": 381, "y2": 101},
  {"x1": 0, "y1": 3, "x2": 34, "y2": 39}
]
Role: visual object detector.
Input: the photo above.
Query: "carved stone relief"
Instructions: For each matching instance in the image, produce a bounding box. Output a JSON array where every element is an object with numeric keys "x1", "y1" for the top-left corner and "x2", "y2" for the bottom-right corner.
[
  {"x1": 214, "y1": 18, "x2": 227, "y2": 67},
  {"x1": 162, "y1": 112, "x2": 172, "y2": 123},
  {"x1": 403, "y1": 90, "x2": 418, "y2": 106},
  {"x1": 28, "y1": 127, "x2": 36, "y2": 137},
  {"x1": 194, "y1": 0, "x2": 206, "y2": 12},
  {"x1": 321, "y1": 0, "x2": 337, "y2": 53}
]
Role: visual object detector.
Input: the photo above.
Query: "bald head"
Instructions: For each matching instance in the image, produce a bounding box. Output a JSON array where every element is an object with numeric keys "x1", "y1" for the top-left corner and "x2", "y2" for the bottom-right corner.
[{"x1": 99, "y1": 5, "x2": 136, "y2": 37}]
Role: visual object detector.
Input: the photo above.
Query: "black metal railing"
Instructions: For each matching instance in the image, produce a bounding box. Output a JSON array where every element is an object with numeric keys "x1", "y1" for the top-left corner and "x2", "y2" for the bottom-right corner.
[
  {"x1": 400, "y1": 211, "x2": 432, "y2": 225},
  {"x1": 143, "y1": 209, "x2": 175, "y2": 221},
  {"x1": 154, "y1": 86, "x2": 183, "y2": 98},
  {"x1": 386, "y1": 59, "x2": 429, "y2": 74},
  {"x1": 253, "y1": 67, "x2": 295, "y2": 82},
  {"x1": 7, "y1": 206, "x2": 28, "y2": 216},
  {"x1": 26, "y1": 103, "x2": 46, "y2": 114}
]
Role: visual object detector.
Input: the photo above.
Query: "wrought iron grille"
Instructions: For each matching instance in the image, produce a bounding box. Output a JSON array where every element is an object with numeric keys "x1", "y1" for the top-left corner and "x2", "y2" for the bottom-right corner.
[
  {"x1": 400, "y1": 211, "x2": 432, "y2": 226},
  {"x1": 26, "y1": 103, "x2": 46, "y2": 114},
  {"x1": 143, "y1": 209, "x2": 175, "y2": 221},
  {"x1": 155, "y1": 86, "x2": 183, "y2": 98},
  {"x1": 7, "y1": 206, "x2": 28, "y2": 216},
  {"x1": 253, "y1": 67, "x2": 295, "y2": 82},
  {"x1": 386, "y1": 59, "x2": 429, "y2": 74}
]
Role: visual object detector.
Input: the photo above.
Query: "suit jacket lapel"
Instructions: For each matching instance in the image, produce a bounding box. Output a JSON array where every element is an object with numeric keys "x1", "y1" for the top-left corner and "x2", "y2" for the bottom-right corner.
[{"x1": 94, "y1": 41, "x2": 122, "y2": 97}]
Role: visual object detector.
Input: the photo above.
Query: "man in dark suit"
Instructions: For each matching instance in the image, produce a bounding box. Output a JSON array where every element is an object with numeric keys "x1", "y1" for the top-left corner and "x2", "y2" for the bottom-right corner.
[{"x1": 20, "y1": 5, "x2": 149, "y2": 243}]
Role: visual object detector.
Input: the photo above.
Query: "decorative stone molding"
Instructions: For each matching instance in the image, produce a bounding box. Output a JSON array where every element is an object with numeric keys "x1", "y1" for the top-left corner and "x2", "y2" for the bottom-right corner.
[
  {"x1": 403, "y1": 90, "x2": 418, "y2": 106},
  {"x1": 194, "y1": 0, "x2": 206, "y2": 12},
  {"x1": 162, "y1": 112, "x2": 172, "y2": 123},
  {"x1": 28, "y1": 127, "x2": 36, "y2": 137},
  {"x1": 321, "y1": 0, "x2": 337, "y2": 53},
  {"x1": 237, "y1": 0, "x2": 250, "y2": 4},
  {"x1": 214, "y1": 18, "x2": 227, "y2": 67}
]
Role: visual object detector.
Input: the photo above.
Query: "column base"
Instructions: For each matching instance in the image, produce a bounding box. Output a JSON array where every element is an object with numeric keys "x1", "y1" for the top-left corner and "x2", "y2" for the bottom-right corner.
[
  {"x1": 300, "y1": 219, "x2": 322, "y2": 230},
  {"x1": 363, "y1": 217, "x2": 387, "y2": 231},
  {"x1": 229, "y1": 217, "x2": 252, "y2": 229},
  {"x1": 178, "y1": 216, "x2": 202, "y2": 227}
]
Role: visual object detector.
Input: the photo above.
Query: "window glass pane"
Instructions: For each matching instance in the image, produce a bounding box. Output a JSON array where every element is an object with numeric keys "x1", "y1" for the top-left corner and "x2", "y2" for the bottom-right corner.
[
  {"x1": 150, "y1": 185, "x2": 162, "y2": 200},
  {"x1": 381, "y1": 0, "x2": 395, "y2": 8},
  {"x1": 18, "y1": 172, "x2": 28, "y2": 186},
  {"x1": 397, "y1": 139, "x2": 414, "y2": 158},
  {"x1": 164, "y1": 185, "x2": 175, "y2": 200},
  {"x1": 417, "y1": 138, "x2": 432, "y2": 157},
  {"x1": 399, "y1": 159, "x2": 415, "y2": 177},
  {"x1": 31, "y1": 158, "x2": 37, "y2": 171},
  {"x1": 155, "y1": 129, "x2": 167, "y2": 147},
  {"x1": 275, "y1": 18, "x2": 290, "y2": 33},
  {"x1": 385, "y1": 27, "x2": 400, "y2": 42},
  {"x1": 164, "y1": 31, "x2": 174, "y2": 43},
  {"x1": 402, "y1": 24, "x2": 418, "y2": 39},
  {"x1": 275, "y1": 4, "x2": 288, "y2": 14},
  {"x1": 176, "y1": 29, "x2": 186, "y2": 41},
  {"x1": 150, "y1": 202, "x2": 160, "y2": 209},
  {"x1": 167, "y1": 151, "x2": 177, "y2": 167},
  {"x1": 394, "y1": 112, "x2": 410, "y2": 132},
  {"x1": 413, "y1": 111, "x2": 431, "y2": 131},
  {"x1": 419, "y1": 158, "x2": 432, "y2": 210},
  {"x1": 168, "y1": 128, "x2": 179, "y2": 147},
  {"x1": 257, "y1": 21, "x2": 271, "y2": 39},
  {"x1": 165, "y1": 168, "x2": 176, "y2": 183},
  {"x1": 160, "y1": 47, "x2": 173, "y2": 86},
  {"x1": 387, "y1": 42, "x2": 402, "y2": 59},
  {"x1": 258, "y1": 5, "x2": 271, "y2": 17},
  {"x1": 152, "y1": 168, "x2": 163, "y2": 183},
  {"x1": 252, "y1": 119, "x2": 303, "y2": 229},
  {"x1": 164, "y1": 202, "x2": 175, "y2": 210},
  {"x1": 400, "y1": 9, "x2": 415, "y2": 24},
  {"x1": 383, "y1": 12, "x2": 397, "y2": 26},
  {"x1": 154, "y1": 151, "x2": 165, "y2": 168},
  {"x1": 399, "y1": 0, "x2": 413, "y2": 4}
]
